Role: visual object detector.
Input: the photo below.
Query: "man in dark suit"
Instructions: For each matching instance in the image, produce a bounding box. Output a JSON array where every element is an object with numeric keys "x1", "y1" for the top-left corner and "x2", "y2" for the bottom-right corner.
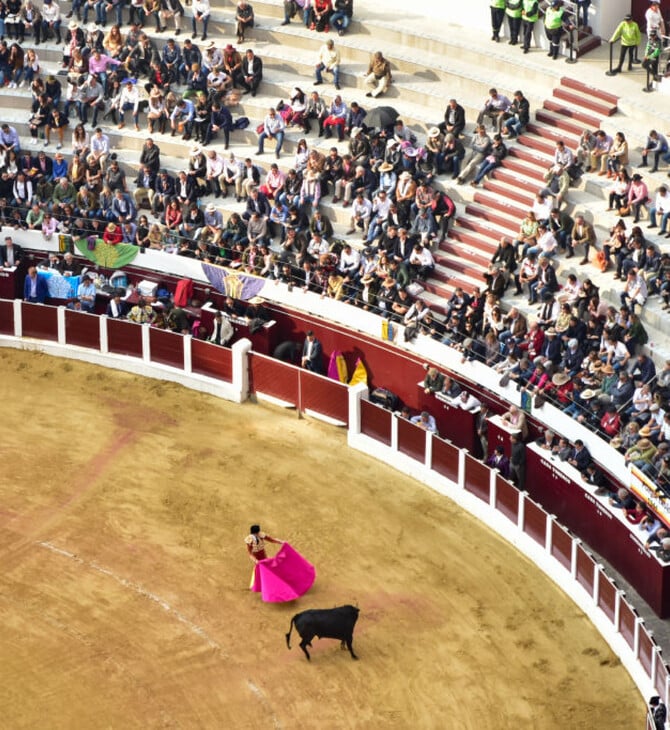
[
  {"x1": 301, "y1": 330, "x2": 322, "y2": 373},
  {"x1": 139, "y1": 138, "x2": 161, "y2": 174},
  {"x1": 24, "y1": 266, "x2": 49, "y2": 303},
  {"x1": 243, "y1": 187, "x2": 271, "y2": 221},
  {"x1": 440, "y1": 98, "x2": 466, "y2": 138},
  {"x1": 1, "y1": 236, "x2": 23, "y2": 267},
  {"x1": 234, "y1": 48, "x2": 263, "y2": 96},
  {"x1": 509, "y1": 432, "x2": 526, "y2": 488},
  {"x1": 568, "y1": 439, "x2": 591, "y2": 471}
]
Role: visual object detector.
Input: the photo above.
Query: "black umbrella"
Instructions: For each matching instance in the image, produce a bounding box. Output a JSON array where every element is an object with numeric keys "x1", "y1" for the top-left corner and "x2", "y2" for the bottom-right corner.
[{"x1": 365, "y1": 105, "x2": 399, "y2": 131}]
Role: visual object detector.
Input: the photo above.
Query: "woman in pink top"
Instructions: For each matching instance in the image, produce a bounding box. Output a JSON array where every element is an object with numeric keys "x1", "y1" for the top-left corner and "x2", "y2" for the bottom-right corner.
[{"x1": 627, "y1": 173, "x2": 649, "y2": 223}]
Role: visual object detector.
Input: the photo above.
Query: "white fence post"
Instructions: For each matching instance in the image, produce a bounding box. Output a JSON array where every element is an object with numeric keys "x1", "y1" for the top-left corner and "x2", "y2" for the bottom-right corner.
[
  {"x1": 391, "y1": 412, "x2": 398, "y2": 452},
  {"x1": 231, "y1": 338, "x2": 251, "y2": 402},
  {"x1": 517, "y1": 491, "x2": 526, "y2": 531},
  {"x1": 570, "y1": 537, "x2": 581, "y2": 580},
  {"x1": 183, "y1": 334, "x2": 192, "y2": 374},
  {"x1": 12, "y1": 299, "x2": 21, "y2": 337},
  {"x1": 545, "y1": 515, "x2": 555, "y2": 553},
  {"x1": 347, "y1": 383, "x2": 368, "y2": 442},
  {"x1": 425, "y1": 431, "x2": 433, "y2": 469},
  {"x1": 594, "y1": 564, "x2": 603, "y2": 607},
  {"x1": 489, "y1": 468, "x2": 497, "y2": 509},
  {"x1": 99, "y1": 314, "x2": 108, "y2": 354},
  {"x1": 57, "y1": 306, "x2": 66, "y2": 345},
  {"x1": 457, "y1": 448, "x2": 466, "y2": 489},
  {"x1": 141, "y1": 322, "x2": 151, "y2": 362}
]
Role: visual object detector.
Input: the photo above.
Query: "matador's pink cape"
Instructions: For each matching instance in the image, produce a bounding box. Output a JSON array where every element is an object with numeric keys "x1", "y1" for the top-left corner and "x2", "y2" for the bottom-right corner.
[{"x1": 250, "y1": 542, "x2": 316, "y2": 602}]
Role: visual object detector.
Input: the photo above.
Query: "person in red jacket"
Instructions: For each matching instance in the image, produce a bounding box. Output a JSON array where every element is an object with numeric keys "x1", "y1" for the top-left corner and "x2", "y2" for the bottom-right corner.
[{"x1": 102, "y1": 221, "x2": 123, "y2": 245}]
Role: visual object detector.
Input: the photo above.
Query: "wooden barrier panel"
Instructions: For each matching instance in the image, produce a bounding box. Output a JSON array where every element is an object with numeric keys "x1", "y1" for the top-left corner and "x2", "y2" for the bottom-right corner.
[
  {"x1": 638, "y1": 629, "x2": 655, "y2": 677},
  {"x1": 65, "y1": 309, "x2": 100, "y2": 349},
  {"x1": 654, "y1": 647, "x2": 669, "y2": 700},
  {"x1": 360, "y1": 399, "x2": 392, "y2": 446},
  {"x1": 432, "y1": 436, "x2": 459, "y2": 484},
  {"x1": 192, "y1": 339, "x2": 233, "y2": 382},
  {"x1": 464, "y1": 454, "x2": 490, "y2": 503},
  {"x1": 107, "y1": 318, "x2": 143, "y2": 358},
  {"x1": 495, "y1": 476, "x2": 519, "y2": 522},
  {"x1": 523, "y1": 498, "x2": 547, "y2": 546},
  {"x1": 149, "y1": 328, "x2": 185, "y2": 369},
  {"x1": 619, "y1": 600, "x2": 637, "y2": 649},
  {"x1": 597, "y1": 574, "x2": 617, "y2": 623},
  {"x1": 551, "y1": 522, "x2": 573, "y2": 571},
  {"x1": 22, "y1": 302, "x2": 58, "y2": 341},
  {"x1": 249, "y1": 352, "x2": 298, "y2": 406},
  {"x1": 0, "y1": 299, "x2": 14, "y2": 334},
  {"x1": 576, "y1": 546, "x2": 596, "y2": 597},
  {"x1": 397, "y1": 417, "x2": 426, "y2": 463},
  {"x1": 300, "y1": 370, "x2": 348, "y2": 425}
]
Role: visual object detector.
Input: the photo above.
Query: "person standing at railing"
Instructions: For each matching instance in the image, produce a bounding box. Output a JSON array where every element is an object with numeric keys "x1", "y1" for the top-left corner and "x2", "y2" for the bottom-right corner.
[{"x1": 609, "y1": 14, "x2": 641, "y2": 75}]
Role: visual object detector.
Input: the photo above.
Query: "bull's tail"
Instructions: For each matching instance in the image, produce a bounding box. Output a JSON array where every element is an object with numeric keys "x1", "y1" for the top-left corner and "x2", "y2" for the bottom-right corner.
[{"x1": 285, "y1": 617, "x2": 295, "y2": 650}]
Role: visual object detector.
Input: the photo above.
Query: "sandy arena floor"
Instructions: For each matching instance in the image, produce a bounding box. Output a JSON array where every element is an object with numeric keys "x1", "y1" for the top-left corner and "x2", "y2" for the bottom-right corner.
[{"x1": 0, "y1": 349, "x2": 643, "y2": 729}]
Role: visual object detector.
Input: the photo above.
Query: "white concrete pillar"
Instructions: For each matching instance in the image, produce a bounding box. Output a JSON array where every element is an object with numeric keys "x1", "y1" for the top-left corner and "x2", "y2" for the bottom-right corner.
[
  {"x1": 347, "y1": 382, "x2": 368, "y2": 440},
  {"x1": 231, "y1": 338, "x2": 252, "y2": 401},
  {"x1": 141, "y1": 322, "x2": 151, "y2": 362},
  {"x1": 57, "y1": 306, "x2": 66, "y2": 345},
  {"x1": 183, "y1": 334, "x2": 192, "y2": 374},
  {"x1": 99, "y1": 314, "x2": 108, "y2": 354},
  {"x1": 12, "y1": 299, "x2": 21, "y2": 337}
]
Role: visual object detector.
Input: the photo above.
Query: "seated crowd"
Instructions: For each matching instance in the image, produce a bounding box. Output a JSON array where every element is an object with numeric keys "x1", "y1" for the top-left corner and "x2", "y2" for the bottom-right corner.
[{"x1": 4, "y1": 0, "x2": 670, "y2": 524}]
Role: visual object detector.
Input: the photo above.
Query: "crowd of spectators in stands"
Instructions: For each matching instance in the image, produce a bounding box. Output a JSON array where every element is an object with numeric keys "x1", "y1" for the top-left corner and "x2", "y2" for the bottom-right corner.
[{"x1": 6, "y1": 0, "x2": 670, "y2": 515}]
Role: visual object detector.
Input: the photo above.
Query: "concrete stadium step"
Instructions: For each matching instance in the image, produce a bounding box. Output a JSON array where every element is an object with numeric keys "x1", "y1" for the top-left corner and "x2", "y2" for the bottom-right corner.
[
  {"x1": 542, "y1": 99, "x2": 602, "y2": 129},
  {"x1": 552, "y1": 87, "x2": 617, "y2": 119},
  {"x1": 425, "y1": 264, "x2": 481, "y2": 295},
  {"x1": 534, "y1": 108, "x2": 589, "y2": 137},
  {"x1": 520, "y1": 126, "x2": 580, "y2": 155},
  {"x1": 559, "y1": 76, "x2": 619, "y2": 110}
]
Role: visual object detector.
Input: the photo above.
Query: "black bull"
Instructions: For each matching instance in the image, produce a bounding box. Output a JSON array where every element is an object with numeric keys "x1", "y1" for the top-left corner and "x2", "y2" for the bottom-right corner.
[{"x1": 285, "y1": 605, "x2": 360, "y2": 661}]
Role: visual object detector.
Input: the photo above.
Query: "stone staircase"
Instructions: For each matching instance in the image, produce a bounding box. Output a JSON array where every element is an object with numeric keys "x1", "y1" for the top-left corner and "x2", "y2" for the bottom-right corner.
[{"x1": 420, "y1": 77, "x2": 620, "y2": 309}]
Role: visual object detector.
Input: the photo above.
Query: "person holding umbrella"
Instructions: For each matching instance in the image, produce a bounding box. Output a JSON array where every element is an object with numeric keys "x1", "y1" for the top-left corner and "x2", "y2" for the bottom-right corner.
[{"x1": 365, "y1": 105, "x2": 398, "y2": 136}]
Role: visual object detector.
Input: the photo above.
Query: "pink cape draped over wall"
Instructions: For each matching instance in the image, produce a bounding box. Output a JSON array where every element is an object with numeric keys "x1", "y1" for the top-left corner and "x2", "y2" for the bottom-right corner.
[{"x1": 250, "y1": 542, "x2": 316, "y2": 602}]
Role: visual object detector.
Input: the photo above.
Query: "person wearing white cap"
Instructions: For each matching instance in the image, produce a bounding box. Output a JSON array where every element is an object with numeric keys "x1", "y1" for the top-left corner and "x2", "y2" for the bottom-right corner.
[
  {"x1": 314, "y1": 38, "x2": 341, "y2": 90},
  {"x1": 645, "y1": 1, "x2": 665, "y2": 37}
]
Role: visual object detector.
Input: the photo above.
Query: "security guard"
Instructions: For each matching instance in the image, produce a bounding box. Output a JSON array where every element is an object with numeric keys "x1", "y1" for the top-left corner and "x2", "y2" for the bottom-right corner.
[
  {"x1": 505, "y1": 0, "x2": 523, "y2": 46},
  {"x1": 521, "y1": 0, "x2": 539, "y2": 54},
  {"x1": 490, "y1": 0, "x2": 506, "y2": 42}
]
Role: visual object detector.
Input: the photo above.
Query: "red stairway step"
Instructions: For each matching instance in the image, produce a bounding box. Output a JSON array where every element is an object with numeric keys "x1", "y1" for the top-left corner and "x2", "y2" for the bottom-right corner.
[
  {"x1": 490, "y1": 168, "x2": 540, "y2": 195},
  {"x1": 543, "y1": 99, "x2": 602, "y2": 128},
  {"x1": 465, "y1": 203, "x2": 520, "y2": 230},
  {"x1": 560, "y1": 76, "x2": 619, "y2": 108},
  {"x1": 432, "y1": 257, "x2": 485, "y2": 281},
  {"x1": 508, "y1": 145, "x2": 553, "y2": 167},
  {"x1": 535, "y1": 109, "x2": 585, "y2": 136},
  {"x1": 448, "y1": 227, "x2": 500, "y2": 253},
  {"x1": 439, "y1": 239, "x2": 491, "y2": 264},
  {"x1": 501, "y1": 155, "x2": 547, "y2": 181},
  {"x1": 473, "y1": 191, "x2": 527, "y2": 219},
  {"x1": 524, "y1": 122, "x2": 580, "y2": 145},
  {"x1": 482, "y1": 177, "x2": 535, "y2": 206},
  {"x1": 553, "y1": 86, "x2": 615, "y2": 117},
  {"x1": 575, "y1": 35, "x2": 602, "y2": 59}
]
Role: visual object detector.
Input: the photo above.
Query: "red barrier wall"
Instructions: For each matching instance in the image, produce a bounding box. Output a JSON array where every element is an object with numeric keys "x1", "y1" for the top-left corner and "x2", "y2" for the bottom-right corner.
[
  {"x1": 551, "y1": 522, "x2": 573, "y2": 571},
  {"x1": 576, "y1": 546, "x2": 595, "y2": 596},
  {"x1": 495, "y1": 477, "x2": 519, "y2": 522},
  {"x1": 249, "y1": 352, "x2": 298, "y2": 406},
  {"x1": 107, "y1": 319, "x2": 143, "y2": 358},
  {"x1": 65, "y1": 310, "x2": 99, "y2": 349},
  {"x1": 191, "y1": 339, "x2": 233, "y2": 381},
  {"x1": 432, "y1": 437, "x2": 459, "y2": 483},
  {"x1": 360, "y1": 399, "x2": 392, "y2": 446},
  {"x1": 22, "y1": 302, "x2": 58, "y2": 341},
  {"x1": 523, "y1": 499, "x2": 547, "y2": 546},
  {"x1": 598, "y1": 575, "x2": 617, "y2": 623},
  {"x1": 398, "y1": 418, "x2": 426, "y2": 462},
  {"x1": 300, "y1": 370, "x2": 348, "y2": 425},
  {"x1": 638, "y1": 631, "x2": 655, "y2": 677},
  {"x1": 620, "y1": 601, "x2": 637, "y2": 649},
  {"x1": 149, "y1": 328, "x2": 184, "y2": 369},
  {"x1": 0, "y1": 299, "x2": 13, "y2": 334},
  {"x1": 465, "y1": 455, "x2": 490, "y2": 502}
]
